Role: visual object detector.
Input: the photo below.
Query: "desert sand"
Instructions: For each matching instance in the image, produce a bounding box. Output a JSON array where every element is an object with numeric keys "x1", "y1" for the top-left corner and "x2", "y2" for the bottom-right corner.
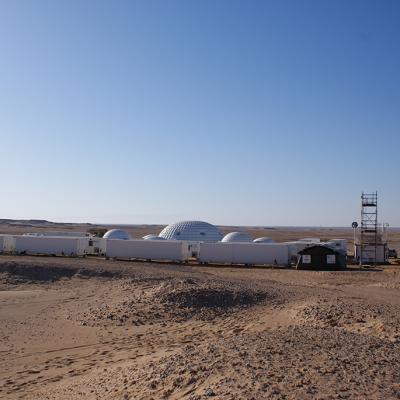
[{"x1": 1, "y1": 251, "x2": 400, "y2": 399}]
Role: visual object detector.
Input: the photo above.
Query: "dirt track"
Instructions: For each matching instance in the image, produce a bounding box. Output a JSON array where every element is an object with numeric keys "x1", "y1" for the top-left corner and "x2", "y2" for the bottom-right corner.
[{"x1": 1, "y1": 256, "x2": 400, "y2": 399}]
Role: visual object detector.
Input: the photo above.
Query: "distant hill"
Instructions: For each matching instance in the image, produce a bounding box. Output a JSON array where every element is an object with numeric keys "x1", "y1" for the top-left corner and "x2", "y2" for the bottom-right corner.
[
  {"x1": 0, "y1": 219, "x2": 92, "y2": 227},
  {"x1": 0, "y1": 219, "x2": 50, "y2": 225}
]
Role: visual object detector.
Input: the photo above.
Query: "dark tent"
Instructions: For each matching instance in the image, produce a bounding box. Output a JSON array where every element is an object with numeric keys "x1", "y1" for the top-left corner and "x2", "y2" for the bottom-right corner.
[{"x1": 296, "y1": 245, "x2": 346, "y2": 270}]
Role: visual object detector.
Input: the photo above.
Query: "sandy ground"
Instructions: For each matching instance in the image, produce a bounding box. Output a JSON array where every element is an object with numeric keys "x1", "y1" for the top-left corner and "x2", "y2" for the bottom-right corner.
[{"x1": 1, "y1": 254, "x2": 400, "y2": 400}]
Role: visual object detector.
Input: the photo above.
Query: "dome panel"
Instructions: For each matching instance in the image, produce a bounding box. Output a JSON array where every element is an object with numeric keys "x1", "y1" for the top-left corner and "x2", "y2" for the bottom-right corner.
[
  {"x1": 103, "y1": 229, "x2": 132, "y2": 240},
  {"x1": 221, "y1": 232, "x2": 252, "y2": 243},
  {"x1": 253, "y1": 237, "x2": 275, "y2": 243},
  {"x1": 142, "y1": 234, "x2": 166, "y2": 240},
  {"x1": 159, "y1": 221, "x2": 222, "y2": 242}
]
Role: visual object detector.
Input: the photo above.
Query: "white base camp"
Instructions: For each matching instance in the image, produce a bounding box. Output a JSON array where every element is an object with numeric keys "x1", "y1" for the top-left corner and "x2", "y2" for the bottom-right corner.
[{"x1": 0, "y1": 231, "x2": 347, "y2": 267}]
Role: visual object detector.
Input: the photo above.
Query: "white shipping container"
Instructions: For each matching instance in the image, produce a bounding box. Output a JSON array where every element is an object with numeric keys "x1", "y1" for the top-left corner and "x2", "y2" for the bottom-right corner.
[
  {"x1": 354, "y1": 244, "x2": 387, "y2": 264},
  {"x1": 0, "y1": 235, "x2": 16, "y2": 253},
  {"x1": 197, "y1": 242, "x2": 234, "y2": 264},
  {"x1": 84, "y1": 237, "x2": 107, "y2": 255},
  {"x1": 232, "y1": 243, "x2": 289, "y2": 265},
  {"x1": 198, "y1": 242, "x2": 289, "y2": 266},
  {"x1": 14, "y1": 236, "x2": 86, "y2": 256},
  {"x1": 186, "y1": 241, "x2": 201, "y2": 258},
  {"x1": 0, "y1": 235, "x2": 15, "y2": 253},
  {"x1": 106, "y1": 239, "x2": 187, "y2": 262}
]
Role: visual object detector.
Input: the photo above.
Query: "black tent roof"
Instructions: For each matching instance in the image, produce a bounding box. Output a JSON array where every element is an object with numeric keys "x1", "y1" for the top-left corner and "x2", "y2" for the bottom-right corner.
[{"x1": 298, "y1": 244, "x2": 343, "y2": 256}]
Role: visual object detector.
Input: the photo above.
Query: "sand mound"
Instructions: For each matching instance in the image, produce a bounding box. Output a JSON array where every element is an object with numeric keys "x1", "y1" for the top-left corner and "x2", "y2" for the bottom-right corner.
[
  {"x1": 161, "y1": 287, "x2": 266, "y2": 309},
  {"x1": 76, "y1": 278, "x2": 270, "y2": 326},
  {"x1": 158, "y1": 281, "x2": 268, "y2": 322}
]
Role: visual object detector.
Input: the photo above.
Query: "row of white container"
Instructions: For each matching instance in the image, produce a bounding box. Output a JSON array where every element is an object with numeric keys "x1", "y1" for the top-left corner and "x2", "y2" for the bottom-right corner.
[
  {"x1": 0, "y1": 235, "x2": 187, "y2": 262},
  {"x1": 0, "y1": 235, "x2": 290, "y2": 264},
  {"x1": 0, "y1": 235, "x2": 347, "y2": 266},
  {"x1": 106, "y1": 240, "x2": 340, "y2": 265},
  {"x1": 0, "y1": 235, "x2": 105, "y2": 257},
  {"x1": 198, "y1": 240, "x2": 347, "y2": 266}
]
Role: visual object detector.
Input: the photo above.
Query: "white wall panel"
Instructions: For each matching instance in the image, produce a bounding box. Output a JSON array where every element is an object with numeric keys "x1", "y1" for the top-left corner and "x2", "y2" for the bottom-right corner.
[
  {"x1": 106, "y1": 239, "x2": 187, "y2": 262},
  {"x1": 232, "y1": 243, "x2": 289, "y2": 265},
  {"x1": 199, "y1": 242, "x2": 289, "y2": 266},
  {"x1": 14, "y1": 236, "x2": 84, "y2": 256},
  {"x1": 198, "y1": 242, "x2": 234, "y2": 264}
]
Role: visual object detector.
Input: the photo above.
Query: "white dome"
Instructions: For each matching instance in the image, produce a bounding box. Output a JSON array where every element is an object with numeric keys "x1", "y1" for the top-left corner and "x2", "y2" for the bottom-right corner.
[
  {"x1": 103, "y1": 229, "x2": 132, "y2": 240},
  {"x1": 142, "y1": 234, "x2": 166, "y2": 240},
  {"x1": 253, "y1": 237, "x2": 275, "y2": 243},
  {"x1": 159, "y1": 221, "x2": 222, "y2": 242},
  {"x1": 221, "y1": 232, "x2": 252, "y2": 243}
]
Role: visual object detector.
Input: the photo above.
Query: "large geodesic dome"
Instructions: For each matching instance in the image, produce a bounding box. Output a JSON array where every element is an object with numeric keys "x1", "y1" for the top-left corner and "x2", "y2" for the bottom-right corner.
[
  {"x1": 159, "y1": 221, "x2": 222, "y2": 242},
  {"x1": 221, "y1": 232, "x2": 252, "y2": 243},
  {"x1": 103, "y1": 229, "x2": 132, "y2": 240}
]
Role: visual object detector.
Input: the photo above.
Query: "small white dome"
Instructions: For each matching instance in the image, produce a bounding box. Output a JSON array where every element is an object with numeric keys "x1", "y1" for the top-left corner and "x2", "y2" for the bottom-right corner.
[
  {"x1": 142, "y1": 234, "x2": 166, "y2": 240},
  {"x1": 221, "y1": 232, "x2": 252, "y2": 243},
  {"x1": 103, "y1": 229, "x2": 132, "y2": 240},
  {"x1": 253, "y1": 237, "x2": 275, "y2": 243},
  {"x1": 159, "y1": 221, "x2": 222, "y2": 242}
]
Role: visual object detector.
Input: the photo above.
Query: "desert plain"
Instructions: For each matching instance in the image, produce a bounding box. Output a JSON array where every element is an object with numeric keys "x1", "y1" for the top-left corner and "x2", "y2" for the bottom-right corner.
[{"x1": 1, "y1": 222, "x2": 400, "y2": 399}]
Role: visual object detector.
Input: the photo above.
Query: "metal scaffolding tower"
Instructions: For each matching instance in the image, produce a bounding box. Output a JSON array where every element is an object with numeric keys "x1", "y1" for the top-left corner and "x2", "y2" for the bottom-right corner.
[{"x1": 360, "y1": 191, "x2": 378, "y2": 264}]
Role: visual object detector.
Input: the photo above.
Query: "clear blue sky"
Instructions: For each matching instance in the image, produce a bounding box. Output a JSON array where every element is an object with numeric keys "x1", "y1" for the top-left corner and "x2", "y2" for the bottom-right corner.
[{"x1": 0, "y1": 0, "x2": 399, "y2": 226}]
